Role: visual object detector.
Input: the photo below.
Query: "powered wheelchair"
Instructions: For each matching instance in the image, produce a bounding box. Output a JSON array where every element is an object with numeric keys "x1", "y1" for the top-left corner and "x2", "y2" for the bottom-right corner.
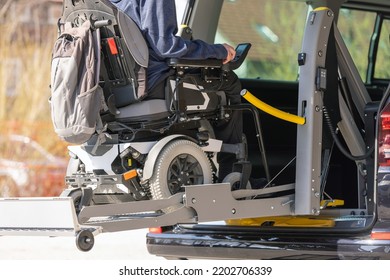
[{"x1": 59, "y1": 0, "x2": 267, "y2": 211}]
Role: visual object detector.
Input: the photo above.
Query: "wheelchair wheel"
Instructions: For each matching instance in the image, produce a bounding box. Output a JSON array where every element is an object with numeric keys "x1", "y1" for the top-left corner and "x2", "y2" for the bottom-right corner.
[
  {"x1": 76, "y1": 229, "x2": 94, "y2": 252},
  {"x1": 222, "y1": 172, "x2": 251, "y2": 191},
  {"x1": 222, "y1": 172, "x2": 252, "y2": 200},
  {"x1": 149, "y1": 139, "x2": 213, "y2": 200}
]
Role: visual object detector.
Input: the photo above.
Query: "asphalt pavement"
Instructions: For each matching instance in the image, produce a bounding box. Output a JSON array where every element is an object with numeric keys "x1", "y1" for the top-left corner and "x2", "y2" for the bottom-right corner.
[{"x1": 0, "y1": 229, "x2": 162, "y2": 260}]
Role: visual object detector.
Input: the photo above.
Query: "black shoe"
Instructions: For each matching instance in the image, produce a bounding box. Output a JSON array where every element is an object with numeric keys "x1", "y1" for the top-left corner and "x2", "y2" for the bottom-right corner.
[{"x1": 249, "y1": 177, "x2": 268, "y2": 189}]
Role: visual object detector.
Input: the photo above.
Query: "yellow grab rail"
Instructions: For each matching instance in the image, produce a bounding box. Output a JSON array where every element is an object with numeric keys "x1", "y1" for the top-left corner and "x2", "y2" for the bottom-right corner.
[{"x1": 240, "y1": 89, "x2": 306, "y2": 125}]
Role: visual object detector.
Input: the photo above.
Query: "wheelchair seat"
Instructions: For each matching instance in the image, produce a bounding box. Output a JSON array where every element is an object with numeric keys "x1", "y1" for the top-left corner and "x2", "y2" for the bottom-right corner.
[{"x1": 115, "y1": 99, "x2": 170, "y2": 123}]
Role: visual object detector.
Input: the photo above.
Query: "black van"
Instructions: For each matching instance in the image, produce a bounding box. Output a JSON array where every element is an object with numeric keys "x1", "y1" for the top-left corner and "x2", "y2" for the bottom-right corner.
[{"x1": 146, "y1": 0, "x2": 390, "y2": 260}]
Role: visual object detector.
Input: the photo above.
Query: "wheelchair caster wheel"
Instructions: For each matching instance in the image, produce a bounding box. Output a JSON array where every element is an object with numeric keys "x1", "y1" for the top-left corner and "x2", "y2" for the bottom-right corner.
[
  {"x1": 223, "y1": 172, "x2": 251, "y2": 200},
  {"x1": 223, "y1": 172, "x2": 251, "y2": 190},
  {"x1": 76, "y1": 230, "x2": 94, "y2": 252}
]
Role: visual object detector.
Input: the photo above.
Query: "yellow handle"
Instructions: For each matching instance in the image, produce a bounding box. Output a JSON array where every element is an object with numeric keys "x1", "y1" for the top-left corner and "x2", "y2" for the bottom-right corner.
[
  {"x1": 313, "y1": 7, "x2": 330, "y2": 12},
  {"x1": 241, "y1": 89, "x2": 306, "y2": 125}
]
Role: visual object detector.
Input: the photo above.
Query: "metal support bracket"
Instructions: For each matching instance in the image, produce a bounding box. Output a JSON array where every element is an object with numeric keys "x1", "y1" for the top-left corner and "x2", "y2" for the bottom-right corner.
[
  {"x1": 295, "y1": 8, "x2": 335, "y2": 215},
  {"x1": 185, "y1": 183, "x2": 294, "y2": 221}
]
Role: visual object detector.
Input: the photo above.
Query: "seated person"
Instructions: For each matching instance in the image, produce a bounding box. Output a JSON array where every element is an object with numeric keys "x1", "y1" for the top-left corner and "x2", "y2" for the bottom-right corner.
[{"x1": 109, "y1": 0, "x2": 264, "y2": 187}]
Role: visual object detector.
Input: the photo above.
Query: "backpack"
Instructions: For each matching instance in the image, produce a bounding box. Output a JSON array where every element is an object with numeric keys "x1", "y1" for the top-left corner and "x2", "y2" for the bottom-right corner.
[{"x1": 50, "y1": 20, "x2": 106, "y2": 145}]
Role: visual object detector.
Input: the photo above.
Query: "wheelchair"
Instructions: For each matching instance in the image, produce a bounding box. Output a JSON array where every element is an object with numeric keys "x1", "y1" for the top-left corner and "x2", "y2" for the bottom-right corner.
[{"x1": 59, "y1": 0, "x2": 266, "y2": 211}]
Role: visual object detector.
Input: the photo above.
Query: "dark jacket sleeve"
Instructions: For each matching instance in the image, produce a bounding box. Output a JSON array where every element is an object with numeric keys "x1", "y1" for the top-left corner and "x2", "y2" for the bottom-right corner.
[{"x1": 139, "y1": 0, "x2": 227, "y2": 60}]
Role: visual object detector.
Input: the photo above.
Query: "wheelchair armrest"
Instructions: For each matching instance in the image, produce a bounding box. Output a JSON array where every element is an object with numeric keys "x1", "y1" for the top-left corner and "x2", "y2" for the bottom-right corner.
[
  {"x1": 167, "y1": 58, "x2": 223, "y2": 69},
  {"x1": 167, "y1": 43, "x2": 251, "y2": 71}
]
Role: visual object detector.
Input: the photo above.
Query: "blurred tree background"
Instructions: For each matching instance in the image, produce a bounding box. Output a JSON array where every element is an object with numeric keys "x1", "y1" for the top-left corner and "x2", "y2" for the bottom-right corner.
[{"x1": 0, "y1": 0, "x2": 67, "y2": 157}]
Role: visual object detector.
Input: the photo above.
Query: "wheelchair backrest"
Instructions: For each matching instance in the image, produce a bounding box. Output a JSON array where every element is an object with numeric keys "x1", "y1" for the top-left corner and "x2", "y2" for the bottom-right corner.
[
  {"x1": 60, "y1": 0, "x2": 148, "y2": 108},
  {"x1": 60, "y1": 0, "x2": 226, "y2": 125}
]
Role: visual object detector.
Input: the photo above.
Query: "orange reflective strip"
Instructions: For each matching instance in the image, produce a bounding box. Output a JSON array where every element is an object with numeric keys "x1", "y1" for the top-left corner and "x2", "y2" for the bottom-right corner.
[
  {"x1": 123, "y1": 169, "x2": 137, "y2": 181},
  {"x1": 107, "y1": 37, "x2": 118, "y2": 55}
]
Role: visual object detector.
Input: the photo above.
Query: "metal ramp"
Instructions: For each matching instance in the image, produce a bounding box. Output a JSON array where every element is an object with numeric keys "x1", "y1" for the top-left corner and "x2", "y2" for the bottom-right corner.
[
  {"x1": 0, "y1": 183, "x2": 294, "y2": 251},
  {"x1": 0, "y1": 197, "x2": 102, "y2": 251}
]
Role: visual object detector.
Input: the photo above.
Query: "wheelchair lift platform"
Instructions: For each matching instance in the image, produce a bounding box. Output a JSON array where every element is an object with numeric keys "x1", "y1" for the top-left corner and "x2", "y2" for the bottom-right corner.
[{"x1": 0, "y1": 183, "x2": 294, "y2": 251}]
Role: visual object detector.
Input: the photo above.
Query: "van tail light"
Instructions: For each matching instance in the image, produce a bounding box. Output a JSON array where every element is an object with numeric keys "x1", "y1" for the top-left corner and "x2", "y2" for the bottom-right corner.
[
  {"x1": 378, "y1": 103, "x2": 390, "y2": 167},
  {"x1": 371, "y1": 231, "x2": 390, "y2": 240},
  {"x1": 149, "y1": 227, "x2": 163, "y2": 234}
]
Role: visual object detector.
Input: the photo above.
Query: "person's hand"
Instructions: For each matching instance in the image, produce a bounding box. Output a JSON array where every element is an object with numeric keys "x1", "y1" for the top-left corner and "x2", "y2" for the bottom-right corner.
[{"x1": 222, "y1": 43, "x2": 236, "y2": 64}]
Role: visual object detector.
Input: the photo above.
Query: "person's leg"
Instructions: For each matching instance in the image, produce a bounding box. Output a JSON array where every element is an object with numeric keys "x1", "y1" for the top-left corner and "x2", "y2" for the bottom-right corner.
[
  {"x1": 212, "y1": 71, "x2": 243, "y2": 144},
  {"x1": 143, "y1": 79, "x2": 166, "y2": 100},
  {"x1": 186, "y1": 71, "x2": 243, "y2": 181},
  {"x1": 212, "y1": 72, "x2": 243, "y2": 181}
]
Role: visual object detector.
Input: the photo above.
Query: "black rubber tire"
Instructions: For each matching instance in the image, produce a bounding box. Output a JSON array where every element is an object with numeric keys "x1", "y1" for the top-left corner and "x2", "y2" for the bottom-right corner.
[
  {"x1": 76, "y1": 230, "x2": 94, "y2": 252},
  {"x1": 149, "y1": 139, "x2": 213, "y2": 200}
]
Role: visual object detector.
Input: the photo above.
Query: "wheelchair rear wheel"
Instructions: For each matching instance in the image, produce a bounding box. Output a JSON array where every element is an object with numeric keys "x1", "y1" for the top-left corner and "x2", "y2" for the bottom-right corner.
[{"x1": 149, "y1": 139, "x2": 213, "y2": 200}]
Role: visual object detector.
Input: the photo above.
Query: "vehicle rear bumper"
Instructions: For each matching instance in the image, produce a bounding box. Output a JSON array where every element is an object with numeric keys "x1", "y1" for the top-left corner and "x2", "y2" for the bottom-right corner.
[{"x1": 146, "y1": 226, "x2": 390, "y2": 260}]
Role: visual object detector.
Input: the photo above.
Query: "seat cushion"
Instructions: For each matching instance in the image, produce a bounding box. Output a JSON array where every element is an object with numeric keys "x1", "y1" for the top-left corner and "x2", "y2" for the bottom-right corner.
[{"x1": 115, "y1": 99, "x2": 170, "y2": 122}]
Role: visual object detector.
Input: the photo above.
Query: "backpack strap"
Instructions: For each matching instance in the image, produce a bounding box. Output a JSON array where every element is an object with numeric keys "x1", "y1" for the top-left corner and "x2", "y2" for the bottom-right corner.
[
  {"x1": 91, "y1": 117, "x2": 110, "y2": 155},
  {"x1": 91, "y1": 28, "x2": 110, "y2": 155}
]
